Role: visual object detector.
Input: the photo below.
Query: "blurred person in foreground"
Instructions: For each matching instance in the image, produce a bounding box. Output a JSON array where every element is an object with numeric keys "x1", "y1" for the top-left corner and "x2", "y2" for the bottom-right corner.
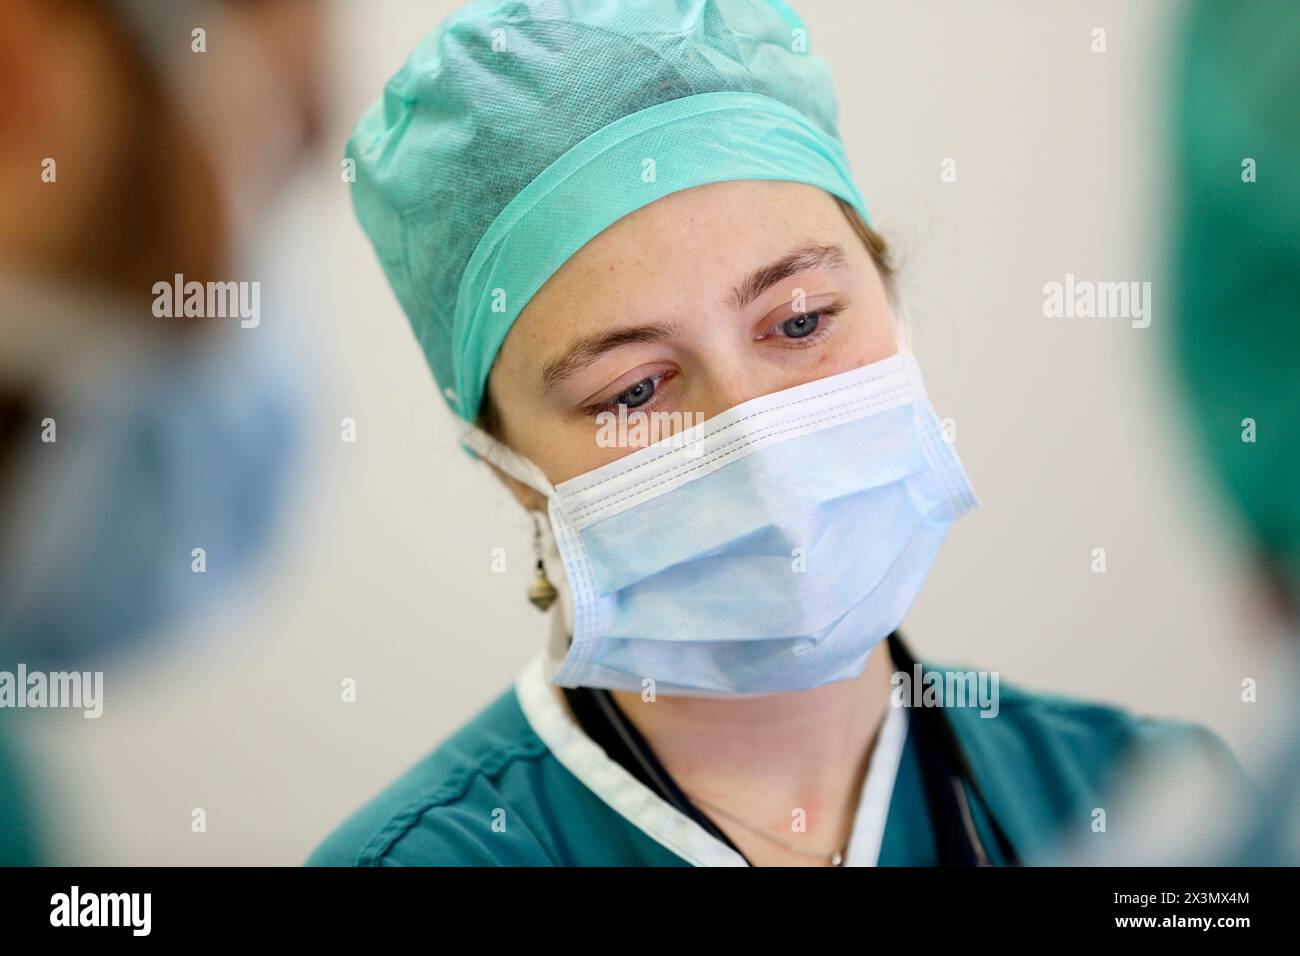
[
  {"x1": 1056, "y1": 0, "x2": 1300, "y2": 866},
  {"x1": 0, "y1": 0, "x2": 324, "y2": 864}
]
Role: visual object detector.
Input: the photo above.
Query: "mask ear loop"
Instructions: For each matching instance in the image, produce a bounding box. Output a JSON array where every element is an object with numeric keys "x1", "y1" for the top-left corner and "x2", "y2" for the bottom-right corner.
[
  {"x1": 459, "y1": 424, "x2": 556, "y2": 498},
  {"x1": 461, "y1": 424, "x2": 581, "y2": 663}
]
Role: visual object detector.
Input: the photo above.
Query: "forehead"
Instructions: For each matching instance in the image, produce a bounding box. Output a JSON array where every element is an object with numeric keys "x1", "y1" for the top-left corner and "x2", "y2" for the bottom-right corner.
[{"x1": 503, "y1": 180, "x2": 854, "y2": 348}]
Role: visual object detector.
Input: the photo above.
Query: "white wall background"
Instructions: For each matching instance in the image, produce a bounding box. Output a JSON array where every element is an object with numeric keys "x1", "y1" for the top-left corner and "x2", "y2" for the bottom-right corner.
[{"x1": 21, "y1": 0, "x2": 1279, "y2": 864}]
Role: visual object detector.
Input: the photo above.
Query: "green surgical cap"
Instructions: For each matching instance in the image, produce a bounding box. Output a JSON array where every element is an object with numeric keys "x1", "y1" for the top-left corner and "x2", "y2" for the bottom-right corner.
[
  {"x1": 347, "y1": 0, "x2": 869, "y2": 428},
  {"x1": 1170, "y1": 0, "x2": 1300, "y2": 588}
]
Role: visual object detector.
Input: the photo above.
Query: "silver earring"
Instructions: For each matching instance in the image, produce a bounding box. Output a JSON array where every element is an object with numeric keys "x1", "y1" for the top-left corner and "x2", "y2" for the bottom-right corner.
[{"x1": 527, "y1": 512, "x2": 558, "y2": 612}]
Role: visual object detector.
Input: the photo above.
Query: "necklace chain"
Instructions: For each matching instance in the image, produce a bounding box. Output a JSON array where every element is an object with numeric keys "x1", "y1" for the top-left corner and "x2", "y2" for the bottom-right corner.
[{"x1": 686, "y1": 792, "x2": 848, "y2": 866}]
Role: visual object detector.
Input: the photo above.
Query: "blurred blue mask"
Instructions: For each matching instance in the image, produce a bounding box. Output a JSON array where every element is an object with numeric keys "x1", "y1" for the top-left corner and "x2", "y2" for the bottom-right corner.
[{"x1": 0, "y1": 318, "x2": 300, "y2": 670}]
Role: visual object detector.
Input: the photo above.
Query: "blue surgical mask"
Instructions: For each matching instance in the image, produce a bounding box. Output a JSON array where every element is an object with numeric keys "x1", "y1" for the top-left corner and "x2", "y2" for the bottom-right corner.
[
  {"x1": 0, "y1": 299, "x2": 302, "y2": 671},
  {"x1": 465, "y1": 351, "x2": 977, "y2": 697}
]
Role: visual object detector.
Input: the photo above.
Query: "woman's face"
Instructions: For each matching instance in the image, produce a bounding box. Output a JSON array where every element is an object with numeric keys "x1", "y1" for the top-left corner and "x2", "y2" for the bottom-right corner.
[{"x1": 485, "y1": 179, "x2": 898, "y2": 505}]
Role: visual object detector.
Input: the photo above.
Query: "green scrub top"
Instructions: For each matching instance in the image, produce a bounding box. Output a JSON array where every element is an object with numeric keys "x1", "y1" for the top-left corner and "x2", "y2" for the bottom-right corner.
[
  {"x1": 307, "y1": 654, "x2": 1244, "y2": 867},
  {"x1": 0, "y1": 721, "x2": 44, "y2": 866}
]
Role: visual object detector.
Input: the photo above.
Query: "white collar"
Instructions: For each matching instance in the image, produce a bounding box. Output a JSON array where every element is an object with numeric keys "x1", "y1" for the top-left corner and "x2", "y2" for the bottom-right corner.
[{"x1": 513, "y1": 651, "x2": 908, "y2": 866}]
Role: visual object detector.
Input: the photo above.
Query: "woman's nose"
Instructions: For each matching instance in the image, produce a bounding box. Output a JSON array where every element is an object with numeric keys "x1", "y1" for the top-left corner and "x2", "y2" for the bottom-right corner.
[{"x1": 692, "y1": 365, "x2": 787, "y2": 421}]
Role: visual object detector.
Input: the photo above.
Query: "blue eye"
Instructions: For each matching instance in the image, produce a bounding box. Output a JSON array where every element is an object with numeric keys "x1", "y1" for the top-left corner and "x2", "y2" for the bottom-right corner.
[
  {"x1": 782, "y1": 312, "x2": 821, "y2": 338},
  {"x1": 615, "y1": 377, "x2": 657, "y2": 409}
]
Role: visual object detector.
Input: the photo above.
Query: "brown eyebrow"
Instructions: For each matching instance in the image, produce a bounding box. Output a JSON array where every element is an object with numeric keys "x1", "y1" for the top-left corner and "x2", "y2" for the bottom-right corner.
[
  {"x1": 540, "y1": 242, "x2": 848, "y2": 394},
  {"x1": 729, "y1": 242, "x2": 848, "y2": 311},
  {"x1": 541, "y1": 321, "x2": 678, "y2": 393}
]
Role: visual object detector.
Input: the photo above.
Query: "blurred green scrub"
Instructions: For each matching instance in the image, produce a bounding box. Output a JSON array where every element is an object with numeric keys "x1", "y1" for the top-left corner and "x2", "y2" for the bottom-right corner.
[
  {"x1": 1163, "y1": 0, "x2": 1300, "y2": 864},
  {"x1": 0, "y1": 726, "x2": 41, "y2": 865}
]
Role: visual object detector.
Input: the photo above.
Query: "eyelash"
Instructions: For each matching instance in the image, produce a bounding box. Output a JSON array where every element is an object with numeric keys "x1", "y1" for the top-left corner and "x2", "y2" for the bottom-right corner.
[
  {"x1": 762, "y1": 302, "x2": 844, "y2": 349},
  {"x1": 585, "y1": 303, "x2": 845, "y2": 417},
  {"x1": 588, "y1": 371, "x2": 673, "y2": 418}
]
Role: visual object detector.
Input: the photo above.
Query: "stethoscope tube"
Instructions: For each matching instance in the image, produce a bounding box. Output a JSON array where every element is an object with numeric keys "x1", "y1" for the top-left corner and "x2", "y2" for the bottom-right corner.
[{"x1": 886, "y1": 632, "x2": 1020, "y2": 866}]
